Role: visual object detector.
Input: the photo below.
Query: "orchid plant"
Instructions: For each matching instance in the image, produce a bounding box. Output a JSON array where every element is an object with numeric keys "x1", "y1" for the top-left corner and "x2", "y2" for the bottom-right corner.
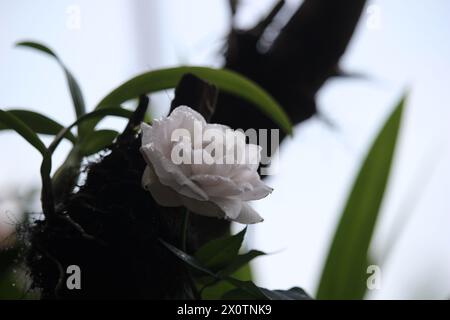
[{"x1": 0, "y1": 41, "x2": 405, "y2": 300}]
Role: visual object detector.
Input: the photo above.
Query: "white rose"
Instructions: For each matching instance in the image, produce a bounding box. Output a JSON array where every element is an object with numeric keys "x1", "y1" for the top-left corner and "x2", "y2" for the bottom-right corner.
[{"x1": 140, "y1": 106, "x2": 273, "y2": 224}]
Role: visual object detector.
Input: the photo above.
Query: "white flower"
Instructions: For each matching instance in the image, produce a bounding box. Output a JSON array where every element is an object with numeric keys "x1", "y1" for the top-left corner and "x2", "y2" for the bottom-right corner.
[{"x1": 140, "y1": 106, "x2": 273, "y2": 224}]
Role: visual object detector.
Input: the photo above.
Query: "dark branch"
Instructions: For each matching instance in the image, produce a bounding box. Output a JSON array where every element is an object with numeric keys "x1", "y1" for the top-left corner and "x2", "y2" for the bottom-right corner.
[
  {"x1": 213, "y1": 0, "x2": 367, "y2": 147},
  {"x1": 170, "y1": 73, "x2": 218, "y2": 122}
]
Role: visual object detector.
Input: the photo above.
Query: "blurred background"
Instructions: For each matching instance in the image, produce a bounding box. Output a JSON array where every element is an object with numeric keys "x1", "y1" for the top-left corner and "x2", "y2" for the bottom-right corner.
[{"x1": 1, "y1": 0, "x2": 449, "y2": 299}]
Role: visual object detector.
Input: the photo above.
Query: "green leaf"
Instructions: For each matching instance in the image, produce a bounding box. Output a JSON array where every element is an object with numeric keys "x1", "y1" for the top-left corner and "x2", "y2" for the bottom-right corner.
[
  {"x1": 0, "y1": 109, "x2": 47, "y2": 156},
  {"x1": 93, "y1": 66, "x2": 292, "y2": 134},
  {"x1": 223, "y1": 278, "x2": 268, "y2": 300},
  {"x1": 159, "y1": 239, "x2": 217, "y2": 278},
  {"x1": 195, "y1": 228, "x2": 246, "y2": 271},
  {"x1": 48, "y1": 107, "x2": 132, "y2": 154},
  {"x1": 219, "y1": 250, "x2": 265, "y2": 277},
  {"x1": 0, "y1": 109, "x2": 76, "y2": 143},
  {"x1": 16, "y1": 41, "x2": 87, "y2": 137},
  {"x1": 16, "y1": 41, "x2": 55, "y2": 56},
  {"x1": 48, "y1": 107, "x2": 131, "y2": 201},
  {"x1": 0, "y1": 110, "x2": 53, "y2": 217},
  {"x1": 159, "y1": 239, "x2": 262, "y2": 298},
  {"x1": 79, "y1": 129, "x2": 118, "y2": 156},
  {"x1": 200, "y1": 262, "x2": 254, "y2": 300},
  {"x1": 316, "y1": 95, "x2": 406, "y2": 300},
  {"x1": 160, "y1": 239, "x2": 310, "y2": 300},
  {"x1": 200, "y1": 250, "x2": 264, "y2": 299}
]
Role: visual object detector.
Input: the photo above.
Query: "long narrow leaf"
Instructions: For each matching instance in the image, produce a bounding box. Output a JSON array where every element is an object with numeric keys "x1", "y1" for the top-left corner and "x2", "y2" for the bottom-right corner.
[
  {"x1": 79, "y1": 129, "x2": 118, "y2": 156},
  {"x1": 159, "y1": 239, "x2": 309, "y2": 300},
  {"x1": 48, "y1": 107, "x2": 132, "y2": 154},
  {"x1": 160, "y1": 239, "x2": 265, "y2": 299},
  {"x1": 0, "y1": 109, "x2": 47, "y2": 155},
  {"x1": 316, "y1": 95, "x2": 406, "y2": 300},
  {"x1": 93, "y1": 66, "x2": 292, "y2": 134},
  {"x1": 16, "y1": 41, "x2": 87, "y2": 137},
  {"x1": 0, "y1": 109, "x2": 76, "y2": 143}
]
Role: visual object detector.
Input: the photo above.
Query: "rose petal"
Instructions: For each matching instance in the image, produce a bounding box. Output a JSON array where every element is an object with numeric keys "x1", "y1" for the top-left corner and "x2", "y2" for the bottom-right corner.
[
  {"x1": 240, "y1": 180, "x2": 273, "y2": 201},
  {"x1": 210, "y1": 197, "x2": 242, "y2": 220},
  {"x1": 169, "y1": 105, "x2": 207, "y2": 139},
  {"x1": 141, "y1": 122, "x2": 154, "y2": 146},
  {"x1": 231, "y1": 202, "x2": 264, "y2": 224},
  {"x1": 179, "y1": 195, "x2": 225, "y2": 219},
  {"x1": 190, "y1": 174, "x2": 245, "y2": 198},
  {"x1": 242, "y1": 144, "x2": 262, "y2": 170},
  {"x1": 141, "y1": 144, "x2": 208, "y2": 201},
  {"x1": 142, "y1": 166, "x2": 183, "y2": 207}
]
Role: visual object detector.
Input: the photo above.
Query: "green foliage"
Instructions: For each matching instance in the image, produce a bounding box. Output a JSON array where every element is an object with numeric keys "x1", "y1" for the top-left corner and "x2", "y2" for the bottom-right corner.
[
  {"x1": 0, "y1": 109, "x2": 76, "y2": 143},
  {"x1": 93, "y1": 66, "x2": 292, "y2": 134},
  {"x1": 316, "y1": 95, "x2": 406, "y2": 300},
  {"x1": 0, "y1": 109, "x2": 48, "y2": 156},
  {"x1": 160, "y1": 230, "x2": 310, "y2": 300},
  {"x1": 195, "y1": 228, "x2": 247, "y2": 272},
  {"x1": 16, "y1": 41, "x2": 88, "y2": 138},
  {"x1": 219, "y1": 250, "x2": 265, "y2": 277},
  {"x1": 1, "y1": 40, "x2": 302, "y2": 300},
  {"x1": 79, "y1": 129, "x2": 118, "y2": 156},
  {"x1": 5, "y1": 42, "x2": 291, "y2": 206},
  {"x1": 199, "y1": 250, "x2": 265, "y2": 299},
  {"x1": 193, "y1": 228, "x2": 265, "y2": 299},
  {"x1": 200, "y1": 263, "x2": 253, "y2": 300},
  {"x1": 48, "y1": 107, "x2": 133, "y2": 154},
  {"x1": 48, "y1": 108, "x2": 133, "y2": 198}
]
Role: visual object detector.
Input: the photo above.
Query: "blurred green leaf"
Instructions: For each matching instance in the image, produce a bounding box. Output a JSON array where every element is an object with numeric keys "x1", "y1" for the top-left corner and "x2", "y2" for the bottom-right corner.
[
  {"x1": 160, "y1": 239, "x2": 264, "y2": 299},
  {"x1": 79, "y1": 129, "x2": 118, "y2": 156},
  {"x1": 198, "y1": 248, "x2": 263, "y2": 299},
  {"x1": 49, "y1": 107, "x2": 131, "y2": 201},
  {"x1": 195, "y1": 228, "x2": 246, "y2": 272},
  {"x1": 0, "y1": 109, "x2": 48, "y2": 156},
  {"x1": 222, "y1": 278, "x2": 268, "y2": 299},
  {"x1": 16, "y1": 41, "x2": 87, "y2": 138},
  {"x1": 0, "y1": 110, "x2": 53, "y2": 215},
  {"x1": 48, "y1": 107, "x2": 132, "y2": 154},
  {"x1": 159, "y1": 239, "x2": 217, "y2": 277},
  {"x1": 160, "y1": 239, "x2": 309, "y2": 300},
  {"x1": 316, "y1": 95, "x2": 406, "y2": 300},
  {"x1": 0, "y1": 109, "x2": 76, "y2": 143},
  {"x1": 196, "y1": 234, "x2": 264, "y2": 299},
  {"x1": 93, "y1": 66, "x2": 292, "y2": 134},
  {"x1": 51, "y1": 147, "x2": 83, "y2": 202},
  {"x1": 219, "y1": 250, "x2": 265, "y2": 277},
  {"x1": 16, "y1": 41, "x2": 54, "y2": 56}
]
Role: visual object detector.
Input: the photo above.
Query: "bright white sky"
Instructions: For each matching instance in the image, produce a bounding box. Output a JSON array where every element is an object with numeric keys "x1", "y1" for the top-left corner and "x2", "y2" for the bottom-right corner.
[{"x1": 1, "y1": 0, "x2": 449, "y2": 299}]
